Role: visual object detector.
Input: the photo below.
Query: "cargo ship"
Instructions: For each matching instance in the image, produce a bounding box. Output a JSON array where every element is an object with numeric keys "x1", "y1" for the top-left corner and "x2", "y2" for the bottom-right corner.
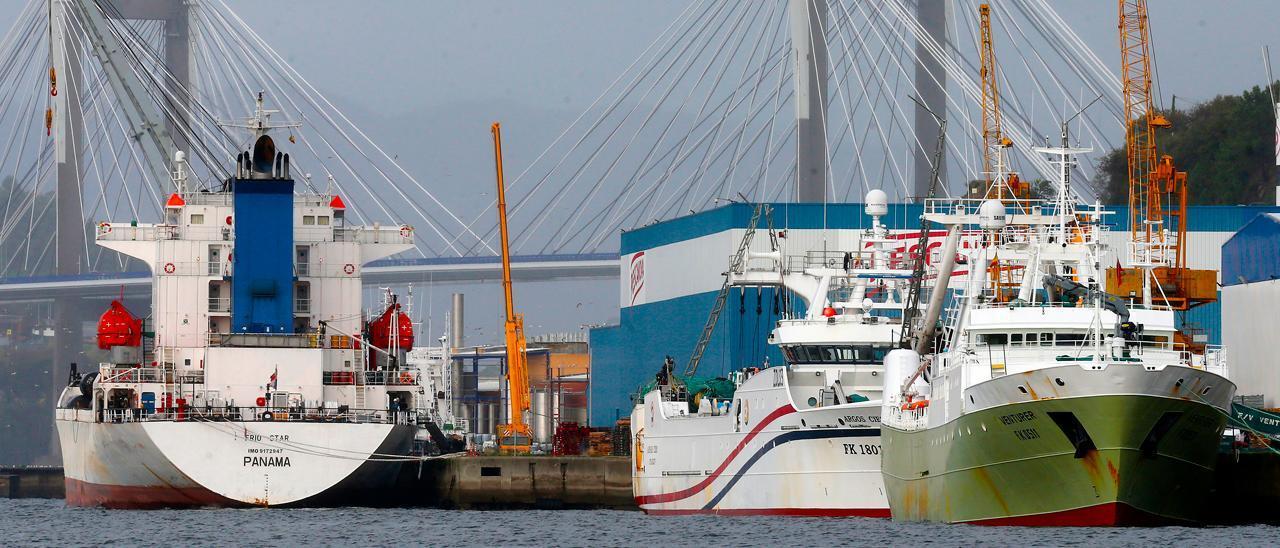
[
  {"x1": 54, "y1": 95, "x2": 438, "y2": 508},
  {"x1": 879, "y1": 141, "x2": 1235, "y2": 525},
  {"x1": 631, "y1": 193, "x2": 907, "y2": 516}
]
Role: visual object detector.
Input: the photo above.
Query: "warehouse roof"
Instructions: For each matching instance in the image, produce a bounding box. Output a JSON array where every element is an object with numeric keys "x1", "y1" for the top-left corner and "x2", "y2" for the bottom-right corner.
[{"x1": 1222, "y1": 213, "x2": 1280, "y2": 286}]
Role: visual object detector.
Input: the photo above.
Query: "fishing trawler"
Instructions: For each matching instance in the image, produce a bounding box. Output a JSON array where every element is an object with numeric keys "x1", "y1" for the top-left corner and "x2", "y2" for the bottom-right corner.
[
  {"x1": 54, "y1": 95, "x2": 435, "y2": 508},
  {"x1": 631, "y1": 193, "x2": 910, "y2": 516},
  {"x1": 880, "y1": 137, "x2": 1234, "y2": 525}
]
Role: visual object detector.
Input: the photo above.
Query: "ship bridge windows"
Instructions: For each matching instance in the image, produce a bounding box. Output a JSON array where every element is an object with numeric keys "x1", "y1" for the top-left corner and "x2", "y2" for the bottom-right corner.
[
  {"x1": 781, "y1": 345, "x2": 889, "y2": 365},
  {"x1": 976, "y1": 331, "x2": 1096, "y2": 347}
]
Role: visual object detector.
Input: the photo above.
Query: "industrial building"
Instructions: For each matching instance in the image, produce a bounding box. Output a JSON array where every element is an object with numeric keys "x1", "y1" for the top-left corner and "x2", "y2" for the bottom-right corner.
[
  {"x1": 1222, "y1": 213, "x2": 1280, "y2": 407},
  {"x1": 589, "y1": 201, "x2": 1280, "y2": 425}
]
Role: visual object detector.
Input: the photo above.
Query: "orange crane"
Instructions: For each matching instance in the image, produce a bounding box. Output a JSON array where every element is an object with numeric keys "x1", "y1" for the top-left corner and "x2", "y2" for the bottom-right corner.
[
  {"x1": 974, "y1": 4, "x2": 1026, "y2": 202},
  {"x1": 1107, "y1": 0, "x2": 1216, "y2": 320},
  {"x1": 491, "y1": 122, "x2": 532, "y2": 453},
  {"x1": 976, "y1": 4, "x2": 1027, "y2": 303}
]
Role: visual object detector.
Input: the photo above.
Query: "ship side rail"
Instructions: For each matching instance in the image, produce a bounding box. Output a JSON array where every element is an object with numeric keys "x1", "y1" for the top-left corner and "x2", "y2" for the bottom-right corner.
[
  {"x1": 782, "y1": 249, "x2": 911, "y2": 273},
  {"x1": 324, "y1": 370, "x2": 419, "y2": 386},
  {"x1": 88, "y1": 405, "x2": 416, "y2": 425}
]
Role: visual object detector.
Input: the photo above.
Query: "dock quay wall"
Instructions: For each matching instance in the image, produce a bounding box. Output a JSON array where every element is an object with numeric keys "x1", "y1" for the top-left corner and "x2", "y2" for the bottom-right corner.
[
  {"x1": 0, "y1": 466, "x2": 65, "y2": 499},
  {"x1": 403, "y1": 455, "x2": 634, "y2": 510}
]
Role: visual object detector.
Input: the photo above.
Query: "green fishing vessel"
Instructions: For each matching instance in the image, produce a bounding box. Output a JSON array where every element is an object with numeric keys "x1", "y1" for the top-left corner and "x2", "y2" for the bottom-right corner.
[{"x1": 881, "y1": 141, "x2": 1234, "y2": 526}]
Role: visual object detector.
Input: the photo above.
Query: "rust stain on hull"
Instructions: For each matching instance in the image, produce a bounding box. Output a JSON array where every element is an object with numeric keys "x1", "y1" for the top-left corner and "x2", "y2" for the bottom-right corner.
[{"x1": 972, "y1": 467, "x2": 1010, "y2": 515}]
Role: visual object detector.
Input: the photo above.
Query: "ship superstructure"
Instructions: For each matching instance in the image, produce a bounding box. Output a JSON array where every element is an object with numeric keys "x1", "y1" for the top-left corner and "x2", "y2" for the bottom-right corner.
[
  {"x1": 55, "y1": 95, "x2": 432, "y2": 508},
  {"x1": 631, "y1": 193, "x2": 907, "y2": 516},
  {"x1": 879, "y1": 139, "x2": 1234, "y2": 525}
]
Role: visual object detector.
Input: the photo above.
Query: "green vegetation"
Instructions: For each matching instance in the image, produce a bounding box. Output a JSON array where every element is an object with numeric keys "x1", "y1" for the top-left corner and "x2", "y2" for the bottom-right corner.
[{"x1": 1098, "y1": 83, "x2": 1278, "y2": 205}]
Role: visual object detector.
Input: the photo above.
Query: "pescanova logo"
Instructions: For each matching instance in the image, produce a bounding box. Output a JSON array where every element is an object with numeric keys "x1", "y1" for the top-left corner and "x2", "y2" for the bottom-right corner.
[{"x1": 629, "y1": 252, "x2": 646, "y2": 306}]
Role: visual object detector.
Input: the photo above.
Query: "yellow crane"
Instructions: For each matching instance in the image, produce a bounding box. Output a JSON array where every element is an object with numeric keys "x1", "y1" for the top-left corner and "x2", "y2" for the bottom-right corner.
[
  {"x1": 491, "y1": 122, "x2": 532, "y2": 453},
  {"x1": 1108, "y1": 0, "x2": 1216, "y2": 323},
  {"x1": 972, "y1": 2, "x2": 1013, "y2": 198}
]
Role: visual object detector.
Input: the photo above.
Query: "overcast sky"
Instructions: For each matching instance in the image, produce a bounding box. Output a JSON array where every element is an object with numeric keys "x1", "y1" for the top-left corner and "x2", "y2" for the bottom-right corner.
[{"x1": 5, "y1": 0, "x2": 1280, "y2": 342}]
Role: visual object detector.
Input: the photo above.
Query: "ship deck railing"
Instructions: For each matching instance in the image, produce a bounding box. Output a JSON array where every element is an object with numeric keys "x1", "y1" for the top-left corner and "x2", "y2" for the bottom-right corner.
[
  {"x1": 323, "y1": 370, "x2": 419, "y2": 386},
  {"x1": 77, "y1": 405, "x2": 417, "y2": 426},
  {"x1": 99, "y1": 366, "x2": 205, "y2": 385},
  {"x1": 969, "y1": 297, "x2": 1175, "y2": 312}
]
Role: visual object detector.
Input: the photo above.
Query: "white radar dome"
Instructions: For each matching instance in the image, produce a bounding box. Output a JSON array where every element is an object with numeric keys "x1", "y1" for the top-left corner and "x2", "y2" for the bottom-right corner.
[
  {"x1": 978, "y1": 199, "x2": 1007, "y2": 230},
  {"x1": 864, "y1": 189, "x2": 888, "y2": 217}
]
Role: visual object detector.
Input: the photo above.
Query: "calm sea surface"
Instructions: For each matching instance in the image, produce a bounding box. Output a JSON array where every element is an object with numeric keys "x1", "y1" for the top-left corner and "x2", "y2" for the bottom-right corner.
[{"x1": 1, "y1": 499, "x2": 1272, "y2": 547}]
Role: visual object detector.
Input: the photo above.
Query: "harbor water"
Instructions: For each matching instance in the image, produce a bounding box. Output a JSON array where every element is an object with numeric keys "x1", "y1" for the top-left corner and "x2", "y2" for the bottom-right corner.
[{"x1": 2, "y1": 499, "x2": 1274, "y2": 546}]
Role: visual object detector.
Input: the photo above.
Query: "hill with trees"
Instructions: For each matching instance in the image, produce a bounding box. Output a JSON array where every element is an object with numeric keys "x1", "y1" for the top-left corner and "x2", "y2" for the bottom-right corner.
[{"x1": 1098, "y1": 83, "x2": 1278, "y2": 205}]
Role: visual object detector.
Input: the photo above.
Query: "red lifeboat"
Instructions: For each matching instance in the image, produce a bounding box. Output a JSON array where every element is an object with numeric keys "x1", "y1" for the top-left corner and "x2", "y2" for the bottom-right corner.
[
  {"x1": 367, "y1": 303, "x2": 414, "y2": 350},
  {"x1": 97, "y1": 300, "x2": 142, "y2": 349}
]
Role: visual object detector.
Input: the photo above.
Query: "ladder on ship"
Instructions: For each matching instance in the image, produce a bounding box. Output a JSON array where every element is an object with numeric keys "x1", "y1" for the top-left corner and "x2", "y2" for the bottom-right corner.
[
  {"x1": 354, "y1": 349, "x2": 367, "y2": 412},
  {"x1": 685, "y1": 203, "x2": 772, "y2": 377}
]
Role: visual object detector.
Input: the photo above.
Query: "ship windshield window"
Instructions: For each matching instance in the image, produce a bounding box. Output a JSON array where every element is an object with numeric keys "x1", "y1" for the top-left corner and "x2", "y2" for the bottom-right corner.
[
  {"x1": 979, "y1": 333, "x2": 1008, "y2": 345},
  {"x1": 1010, "y1": 333, "x2": 1024, "y2": 345},
  {"x1": 1040, "y1": 333, "x2": 1053, "y2": 346},
  {"x1": 1025, "y1": 333, "x2": 1039, "y2": 345},
  {"x1": 1057, "y1": 333, "x2": 1086, "y2": 345},
  {"x1": 783, "y1": 345, "x2": 889, "y2": 364}
]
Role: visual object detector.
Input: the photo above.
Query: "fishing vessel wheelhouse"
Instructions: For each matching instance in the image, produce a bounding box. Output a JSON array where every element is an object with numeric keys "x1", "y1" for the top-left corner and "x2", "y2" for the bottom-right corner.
[{"x1": 631, "y1": 193, "x2": 910, "y2": 516}]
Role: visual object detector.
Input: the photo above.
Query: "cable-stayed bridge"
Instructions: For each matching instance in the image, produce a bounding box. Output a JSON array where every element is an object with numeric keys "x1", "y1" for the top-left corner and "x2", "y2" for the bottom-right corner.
[{"x1": 0, "y1": 0, "x2": 1123, "y2": 299}]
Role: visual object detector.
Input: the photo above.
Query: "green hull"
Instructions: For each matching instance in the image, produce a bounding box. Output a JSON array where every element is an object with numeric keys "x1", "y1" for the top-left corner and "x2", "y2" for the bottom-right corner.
[{"x1": 882, "y1": 395, "x2": 1227, "y2": 525}]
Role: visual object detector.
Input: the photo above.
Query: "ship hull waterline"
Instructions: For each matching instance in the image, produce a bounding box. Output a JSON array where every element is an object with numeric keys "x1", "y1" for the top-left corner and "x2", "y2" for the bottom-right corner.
[
  {"x1": 882, "y1": 394, "x2": 1227, "y2": 526},
  {"x1": 57, "y1": 412, "x2": 416, "y2": 509}
]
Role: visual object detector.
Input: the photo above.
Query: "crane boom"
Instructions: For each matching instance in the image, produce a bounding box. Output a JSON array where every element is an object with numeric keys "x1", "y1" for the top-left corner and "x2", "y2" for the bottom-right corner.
[
  {"x1": 974, "y1": 4, "x2": 1023, "y2": 202},
  {"x1": 1118, "y1": 0, "x2": 1177, "y2": 264},
  {"x1": 978, "y1": 4, "x2": 1002, "y2": 193},
  {"x1": 1109, "y1": 0, "x2": 1216, "y2": 345},
  {"x1": 492, "y1": 122, "x2": 531, "y2": 453}
]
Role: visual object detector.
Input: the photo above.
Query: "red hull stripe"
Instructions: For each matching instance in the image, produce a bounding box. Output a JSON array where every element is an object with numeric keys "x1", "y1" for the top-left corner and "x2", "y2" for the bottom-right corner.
[
  {"x1": 963, "y1": 501, "x2": 1180, "y2": 527},
  {"x1": 644, "y1": 507, "x2": 891, "y2": 518},
  {"x1": 65, "y1": 478, "x2": 238, "y2": 509},
  {"x1": 634, "y1": 404, "x2": 796, "y2": 505}
]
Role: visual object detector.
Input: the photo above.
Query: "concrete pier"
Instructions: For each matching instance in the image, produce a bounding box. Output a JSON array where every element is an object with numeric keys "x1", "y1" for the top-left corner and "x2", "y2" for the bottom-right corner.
[
  {"x1": 403, "y1": 455, "x2": 634, "y2": 510},
  {"x1": 0, "y1": 466, "x2": 66, "y2": 499}
]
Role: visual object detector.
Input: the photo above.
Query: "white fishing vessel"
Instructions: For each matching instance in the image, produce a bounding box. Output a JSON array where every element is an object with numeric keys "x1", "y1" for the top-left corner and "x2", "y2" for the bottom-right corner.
[
  {"x1": 880, "y1": 138, "x2": 1235, "y2": 525},
  {"x1": 54, "y1": 95, "x2": 437, "y2": 508},
  {"x1": 631, "y1": 193, "x2": 910, "y2": 516}
]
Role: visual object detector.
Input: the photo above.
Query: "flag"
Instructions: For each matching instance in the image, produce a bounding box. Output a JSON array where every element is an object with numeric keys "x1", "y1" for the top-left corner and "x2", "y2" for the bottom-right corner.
[{"x1": 269, "y1": 367, "x2": 278, "y2": 391}]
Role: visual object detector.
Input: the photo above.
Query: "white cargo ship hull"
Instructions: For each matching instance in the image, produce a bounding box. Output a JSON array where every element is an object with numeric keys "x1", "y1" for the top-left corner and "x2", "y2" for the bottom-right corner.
[
  {"x1": 631, "y1": 368, "x2": 888, "y2": 516},
  {"x1": 56, "y1": 409, "x2": 414, "y2": 508}
]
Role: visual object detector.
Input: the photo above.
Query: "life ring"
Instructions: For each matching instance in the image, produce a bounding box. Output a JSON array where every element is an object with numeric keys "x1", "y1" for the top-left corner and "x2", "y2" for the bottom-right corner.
[
  {"x1": 98, "y1": 222, "x2": 111, "y2": 233},
  {"x1": 256, "y1": 397, "x2": 267, "y2": 407},
  {"x1": 400, "y1": 226, "x2": 412, "y2": 237},
  {"x1": 399, "y1": 372, "x2": 414, "y2": 384},
  {"x1": 163, "y1": 263, "x2": 176, "y2": 274},
  {"x1": 343, "y1": 263, "x2": 355, "y2": 275}
]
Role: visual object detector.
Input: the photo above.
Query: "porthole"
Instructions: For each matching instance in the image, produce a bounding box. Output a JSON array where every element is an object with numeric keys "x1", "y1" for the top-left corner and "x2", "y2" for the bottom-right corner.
[
  {"x1": 1175, "y1": 378, "x2": 1184, "y2": 388},
  {"x1": 807, "y1": 397, "x2": 818, "y2": 407},
  {"x1": 1201, "y1": 386, "x2": 1212, "y2": 395},
  {"x1": 801, "y1": 419, "x2": 807, "y2": 427},
  {"x1": 981, "y1": 423, "x2": 987, "y2": 432},
  {"x1": 838, "y1": 418, "x2": 846, "y2": 425},
  {"x1": 1054, "y1": 378, "x2": 1065, "y2": 387},
  {"x1": 1017, "y1": 386, "x2": 1028, "y2": 394},
  {"x1": 969, "y1": 395, "x2": 975, "y2": 404}
]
